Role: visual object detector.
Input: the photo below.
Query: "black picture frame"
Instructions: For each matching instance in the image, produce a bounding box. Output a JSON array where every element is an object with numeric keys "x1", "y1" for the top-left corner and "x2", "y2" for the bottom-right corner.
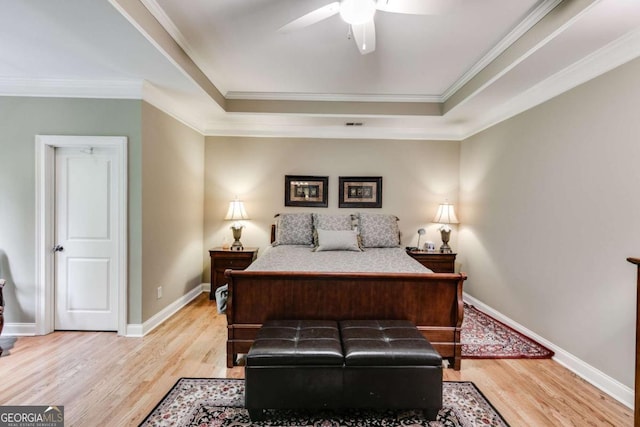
[
  {"x1": 339, "y1": 176, "x2": 382, "y2": 208},
  {"x1": 284, "y1": 175, "x2": 329, "y2": 207}
]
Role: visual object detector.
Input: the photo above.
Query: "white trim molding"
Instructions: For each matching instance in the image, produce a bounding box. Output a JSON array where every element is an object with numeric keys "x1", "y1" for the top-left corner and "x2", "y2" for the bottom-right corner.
[
  {"x1": 35, "y1": 135, "x2": 128, "y2": 336},
  {"x1": 225, "y1": 91, "x2": 443, "y2": 103},
  {"x1": 0, "y1": 77, "x2": 142, "y2": 99},
  {"x1": 125, "y1": 285, "x2": 203, "y2": 337},
  {"x1": 463, "y1": 293, "x2": 634, "y2": 409},
  {"x1": 2, "y1": 323, "x2": 36, "y2": 336},
  {"x1": 442, "y1": 0, "x2": 562, "y2": 101},
  {"x1": 460, "y1": 25, "x2": 640, "y2": 140}
]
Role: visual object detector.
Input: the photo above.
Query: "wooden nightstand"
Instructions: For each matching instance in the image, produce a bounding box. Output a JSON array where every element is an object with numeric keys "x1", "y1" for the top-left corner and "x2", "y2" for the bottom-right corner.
[
  {"x1": 407, "y1": 251, "x2": 456, "y2": 273},
  {"x1": 209, "y1": 247, "x2": 258, "y2": 299}
]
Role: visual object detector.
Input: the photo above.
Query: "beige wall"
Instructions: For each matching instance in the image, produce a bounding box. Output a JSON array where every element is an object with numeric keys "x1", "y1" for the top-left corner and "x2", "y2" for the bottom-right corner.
[
  {"x1": 141, "y1": 102, "x2": 205, "y2": 322},
  {"x1": 203, "y1": 137, "x2": 460, "y2": 279},
  {"x1": 459, "y1": 57, "x2": 640, "y2": 388}
]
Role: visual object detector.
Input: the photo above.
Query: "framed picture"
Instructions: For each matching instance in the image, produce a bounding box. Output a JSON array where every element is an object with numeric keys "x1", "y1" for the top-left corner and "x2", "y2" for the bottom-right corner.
[
  {"x1": 339, "y1": 176, "x2": 382, "y2": 208},
  {"x1": 284, "y1": 175, "x2": 328, "y2": 207}
]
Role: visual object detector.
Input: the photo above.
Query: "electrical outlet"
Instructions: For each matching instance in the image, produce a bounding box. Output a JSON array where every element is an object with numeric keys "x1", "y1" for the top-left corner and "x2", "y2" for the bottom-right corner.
[{"x1": 157, "y1": 286, "x2": 163, "y2": 299}]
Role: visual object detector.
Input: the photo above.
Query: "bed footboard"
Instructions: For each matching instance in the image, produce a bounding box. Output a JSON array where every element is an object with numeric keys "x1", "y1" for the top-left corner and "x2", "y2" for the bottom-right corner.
[{"x1": 224, "y1": 270, "x2": 466, "y2": 369}]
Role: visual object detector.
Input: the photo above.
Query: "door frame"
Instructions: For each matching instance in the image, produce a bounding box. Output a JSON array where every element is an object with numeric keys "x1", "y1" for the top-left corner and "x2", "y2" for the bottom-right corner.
[{"x1": 35, "y1": 135, "x2": 128, "y2": 336}]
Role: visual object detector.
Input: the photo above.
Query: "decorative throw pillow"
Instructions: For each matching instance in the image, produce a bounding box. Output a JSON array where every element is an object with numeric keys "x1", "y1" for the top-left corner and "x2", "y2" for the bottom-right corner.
[
  {"x1": 312, "y1": 213, "x2": 356, "y2": 246},
  {"x1": 358, "y1": 212, "x2": 400, "y2": 248},
  {"x1": 273, "y1": 213, "x2": 313, "y2": 246},
  {"x1": 314, "y1": 229, "x2": 362, "y2": 252}
]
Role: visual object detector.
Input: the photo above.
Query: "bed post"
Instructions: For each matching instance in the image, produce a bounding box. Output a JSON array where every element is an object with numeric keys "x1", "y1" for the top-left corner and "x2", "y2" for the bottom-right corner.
[
  {"x1": 0, "y1": 279, "x2": 5, "y2": 356},
  {"x1": 225, "y1": 269, "x2": 235, "y2": 368},
  {"x1": 453, "y1": 273, "x2": 466, "y2": 370},
  {"x1": 627, "y1": 257, "x2": 640, "y2": 427}
]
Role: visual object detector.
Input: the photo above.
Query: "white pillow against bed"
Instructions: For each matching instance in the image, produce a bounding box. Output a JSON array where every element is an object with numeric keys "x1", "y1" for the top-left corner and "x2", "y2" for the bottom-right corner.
[
  {"x1": 314, "y1": 229, "x2": 362, "y2": 252},
  {"x1": 312, "y1": 213, "x2": 357, "y2": 246}
]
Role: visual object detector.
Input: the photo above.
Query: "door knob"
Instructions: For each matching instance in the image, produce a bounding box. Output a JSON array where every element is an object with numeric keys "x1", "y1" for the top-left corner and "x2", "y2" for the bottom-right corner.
[{"x1": 53, "y1": 244, "x2": 64, "y2": 252}]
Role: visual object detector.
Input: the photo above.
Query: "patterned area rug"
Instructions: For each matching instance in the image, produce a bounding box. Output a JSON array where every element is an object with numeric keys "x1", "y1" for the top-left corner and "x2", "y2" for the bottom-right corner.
[
  {"x1": 462, "y1": 304, "x2": 554, "y2": 359},
  {"x1": 139, "y1": 378, "x2": 509, "y2": 427}
]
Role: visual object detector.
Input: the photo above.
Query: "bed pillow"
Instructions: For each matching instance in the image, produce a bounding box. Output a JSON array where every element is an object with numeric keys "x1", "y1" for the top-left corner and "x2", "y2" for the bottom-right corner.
[
  {"x1": 358, "y1": 212, "x2": 400, "y2": 248},
  {"x1": 314, "y1": 229, "x2": 362, "y2": 252},
  {"x1": 312, "y1": 213, "x2": 356, "y2": 246},
  {"x1": 273, "y1": 213, "x2": 313, "y2": 246}
]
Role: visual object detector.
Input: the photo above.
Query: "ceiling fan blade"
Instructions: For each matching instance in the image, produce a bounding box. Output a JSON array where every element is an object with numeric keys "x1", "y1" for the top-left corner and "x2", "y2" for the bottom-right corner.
[
  {"x1": 376, "y1": 0, "x2": 460, "y2": 15},
  {"x1": 278, "y1": 2, "x2": 340, "y2": 33},
  {"x1": 351, "y1": 20, "x2": 376, "y2": 55}
]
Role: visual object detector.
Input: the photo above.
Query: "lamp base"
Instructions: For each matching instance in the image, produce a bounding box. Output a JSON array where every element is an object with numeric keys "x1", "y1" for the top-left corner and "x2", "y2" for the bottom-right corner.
[
  {"x1": 439, "y1": 228, "x2": 452, "y2": 254},
  {"x1": 439, "y1": 243, "x2": 453, "y2": 254},
  {"x1": 230, "y1": 226, "x2": 244, "y2": 251}
]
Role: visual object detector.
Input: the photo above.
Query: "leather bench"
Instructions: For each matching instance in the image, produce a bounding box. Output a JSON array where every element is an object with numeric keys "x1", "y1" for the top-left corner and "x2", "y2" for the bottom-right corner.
[
  {"x1": 245, "y1": 319, "x2": 442, "y2": 421},
  {"x1": 244, "y1": 320, "x2": 344, "y2": 419}
]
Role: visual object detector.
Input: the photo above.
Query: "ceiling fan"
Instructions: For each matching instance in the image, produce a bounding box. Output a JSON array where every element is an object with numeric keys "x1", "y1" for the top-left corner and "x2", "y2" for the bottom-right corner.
[{"x1": 278, "y1": 0, "x2": 456, "y2": 55}]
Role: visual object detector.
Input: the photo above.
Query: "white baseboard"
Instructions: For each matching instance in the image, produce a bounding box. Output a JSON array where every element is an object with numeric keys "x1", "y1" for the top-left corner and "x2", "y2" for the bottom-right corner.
[
  {"x1": 125, "y1": 284, "x2": 204, "y2": 337},
  {"x1": 2, "y1": 284, "x2": 209, "y2": 339},
  {"x1": 2, "y1": 323, "x2": 36, "y2": 336},
  {"x1": 125, "y1": 323, "x2": 144, "y2": 337},
  {"x1": 463, "y1": 292, "x2": 634, "y2": 409}
]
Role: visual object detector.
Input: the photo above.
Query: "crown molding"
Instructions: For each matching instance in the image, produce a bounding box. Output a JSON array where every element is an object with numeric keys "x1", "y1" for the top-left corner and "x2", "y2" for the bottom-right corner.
[
  {"x1": 0, "y1": 77, "x2": 142, "y2": 99},
  {"x1": 442, "y1": 0, "x2": 562, "y2": 102},
  {"x1": 459, "y1": 26, "x2": 640, "y2": 139},
  {"x1": 141, "y1": 82, "x2": 206, "y2": 134},
  {"x1": 139, "y1": 0, "x2": 227, "y2": 95},
  {"x1": 203, "y1": 119, "x2": 462, "y2": 141},
  {"x1": 225, "y1": 91, "x2": 443, "y2": 103}
]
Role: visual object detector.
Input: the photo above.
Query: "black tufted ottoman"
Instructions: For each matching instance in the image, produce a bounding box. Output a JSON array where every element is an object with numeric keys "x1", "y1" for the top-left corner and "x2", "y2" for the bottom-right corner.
[
  {"x1": 245, "y1": 319, "x2": 442, "y2": 421},
  {"x1": 340, "y1": 320, "x2": 443, "y2": 420},
  {"x1": 245, "y1": 320, "x2": 344, "y2": 420}
]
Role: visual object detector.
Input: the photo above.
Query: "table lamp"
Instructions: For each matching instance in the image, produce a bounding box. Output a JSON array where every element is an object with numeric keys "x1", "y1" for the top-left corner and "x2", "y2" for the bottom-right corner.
[
  {"x1": 224, "y1": 197, "x2": 249, "y2": 250},
  {"x1": 432, "y1": 202, "x2": 458, "y2": 254}
]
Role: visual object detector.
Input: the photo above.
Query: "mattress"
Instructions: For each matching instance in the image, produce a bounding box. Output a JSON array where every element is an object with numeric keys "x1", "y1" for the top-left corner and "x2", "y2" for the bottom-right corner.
[{"x1": 246, "y1": 245, "x2": 432, "y2": 273}]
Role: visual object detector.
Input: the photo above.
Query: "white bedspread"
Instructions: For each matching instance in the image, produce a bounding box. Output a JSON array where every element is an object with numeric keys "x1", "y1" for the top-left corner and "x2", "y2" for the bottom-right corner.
[{"x1": 247, "y1": 245, "x2": 432, "y2": 273}]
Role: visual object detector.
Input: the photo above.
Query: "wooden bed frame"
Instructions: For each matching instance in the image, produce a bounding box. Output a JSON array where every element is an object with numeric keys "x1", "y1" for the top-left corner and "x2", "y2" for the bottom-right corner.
[{"x1": 224, "y1": 226, "x2": 467, "y2": 370}]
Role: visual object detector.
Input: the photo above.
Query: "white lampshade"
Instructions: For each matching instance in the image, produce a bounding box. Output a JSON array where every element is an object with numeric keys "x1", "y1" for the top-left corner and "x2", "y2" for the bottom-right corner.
[
  {"x1": 339, "y1": 0, "x2": 376, "y2": 25},
  {"x1": 224, "y1": 199, "x2": 249, "y2": 221},
  {"x1": 432, "y1": 203, "x2": 459, "y2": 225}
]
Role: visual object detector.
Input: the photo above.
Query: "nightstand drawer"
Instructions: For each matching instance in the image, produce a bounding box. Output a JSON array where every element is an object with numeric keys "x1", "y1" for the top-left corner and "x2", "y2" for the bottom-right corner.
[
  {"x1": 406, "y1": 251, "x2": 456, "y2": 273},
  {"x1": 214, "y1": 257, "x2": 253, "y2": 269}
]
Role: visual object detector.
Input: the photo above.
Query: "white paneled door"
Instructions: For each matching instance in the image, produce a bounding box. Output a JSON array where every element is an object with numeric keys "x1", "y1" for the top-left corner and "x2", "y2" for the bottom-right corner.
[{"x1": 54, "y1": 147, "x2": 119, "y2": 331}]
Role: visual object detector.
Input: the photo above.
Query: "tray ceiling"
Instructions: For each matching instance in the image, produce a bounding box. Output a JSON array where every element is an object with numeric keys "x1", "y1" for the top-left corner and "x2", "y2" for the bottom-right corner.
[{"x1": 2, "y1": 0, "x2": 640, "y2": 139}]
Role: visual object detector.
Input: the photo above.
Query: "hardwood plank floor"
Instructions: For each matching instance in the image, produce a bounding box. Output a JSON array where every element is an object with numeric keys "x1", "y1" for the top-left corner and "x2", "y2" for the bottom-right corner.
[{"x1": 0, "y1": 293, "x2": 632, "y2": 426}]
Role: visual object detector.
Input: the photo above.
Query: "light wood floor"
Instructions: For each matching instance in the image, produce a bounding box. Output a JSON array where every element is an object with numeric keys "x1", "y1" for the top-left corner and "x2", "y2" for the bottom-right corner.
[{"x1": 0, "y1": 293, "x2": 632, "y2": 426}]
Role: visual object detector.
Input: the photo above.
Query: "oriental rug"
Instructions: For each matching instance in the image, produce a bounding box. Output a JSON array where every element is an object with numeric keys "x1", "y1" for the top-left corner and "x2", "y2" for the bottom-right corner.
[
  {"x1": 140, "y1": 378, "x2": 509, "y2": 427},
  {"x1": 461, "y1": 304, "x2": 553, "y2": 359}
]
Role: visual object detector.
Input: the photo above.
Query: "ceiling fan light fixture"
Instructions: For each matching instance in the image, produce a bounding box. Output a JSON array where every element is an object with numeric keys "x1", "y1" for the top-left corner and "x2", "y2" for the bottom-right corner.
[{"x1": 339, "y1": 0, "x2": 377, "y2": 25}]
